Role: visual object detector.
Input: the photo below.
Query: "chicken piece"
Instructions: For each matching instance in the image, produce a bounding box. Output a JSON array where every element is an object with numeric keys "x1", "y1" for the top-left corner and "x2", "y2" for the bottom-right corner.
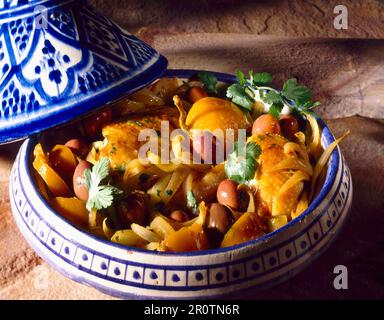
[
  {"x1": 249, "y1": 134, "x2": 306, "y2": 217},
  {"x1": 99, "y1": 106, "x2": 179, "y2": 170}
]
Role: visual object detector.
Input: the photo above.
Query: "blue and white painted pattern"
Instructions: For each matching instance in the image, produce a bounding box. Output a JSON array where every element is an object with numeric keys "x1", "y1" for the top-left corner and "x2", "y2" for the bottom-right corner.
[
  {"x1": 0, "y1": 0, "x2": 167, "y2": 144},
  {"x1": 10, "y1": 128, "x2": 353, "y2": 299}
]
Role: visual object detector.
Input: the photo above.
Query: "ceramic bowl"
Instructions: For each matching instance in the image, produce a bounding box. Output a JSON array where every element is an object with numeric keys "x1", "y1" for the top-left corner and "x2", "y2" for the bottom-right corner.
[
  {"x1": 9, "y1": 69, "x2": 353, "y2": 299},
  {"x1": 0, "y1": 0, "x2": 167, "y2": 144}
]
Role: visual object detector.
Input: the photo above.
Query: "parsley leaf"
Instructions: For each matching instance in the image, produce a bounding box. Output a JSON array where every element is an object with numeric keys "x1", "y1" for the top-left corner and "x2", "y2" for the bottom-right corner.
[
  {"x1": 226, "y1": 83, "x2": 253, "y2": 111},
  {"x1": 84, "y1": 157, "x2": 123, "y2": 211},
  {"x1": 198, "y1": 72, "x2": 218, "y2": 94},
  {"x1": 225, "y1": 141, "x2": 261, "y2": 184}
]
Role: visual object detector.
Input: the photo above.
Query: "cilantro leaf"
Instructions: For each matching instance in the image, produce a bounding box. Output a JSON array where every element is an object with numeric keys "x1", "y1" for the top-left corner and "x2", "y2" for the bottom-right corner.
[
  {"x1": 198, "y1": 72, "x2": 218, "y2": 94},
  {"x1": 246, "y1": 141, "x2": 261, "y2": 159},
  {"x1": 226, "y1": 83, "x2": 253, "y2": 111},
  {"x1": 227, "y1": 70, "x2": 319, "y2": 117},
  {"x1": 301, "y1": 100, "x2": 321, "y2": 110},
  {"x1": 84, "y1": 157, "x2": 123, "y2": 211},
  {"x1": 264, "y1": 90, "x2": 281, "y2": 105},
  {"x1": 269, "y1": 103, "x2": 284, "y2": 119},
  {"x1": 252, "y1": 72, "x2": 273, "y2": 86},
  {"x1": 264, "y1": 91, "x2": 284, "y2": 118},
  {"x1": 282, "y1": 78, "x2": 312, "y2": 105},
  {"x1": 187, "y1": 191, "x2": 198, "y2": 210},
  {"x1": 88, "y1": 185, "x2": 122, "y2": 211},
  {"x1": 236, "y1": 70, "x2": 247, "y2": 85},
  {"x1": 225, "y1": 141, "x2": 261, "y2": 184}
]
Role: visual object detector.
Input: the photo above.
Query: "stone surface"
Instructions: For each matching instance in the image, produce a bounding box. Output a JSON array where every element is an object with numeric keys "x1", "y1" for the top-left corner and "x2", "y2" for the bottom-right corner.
[{"x1": 91, "y1": 0, "x2": 384, "y2": 39}]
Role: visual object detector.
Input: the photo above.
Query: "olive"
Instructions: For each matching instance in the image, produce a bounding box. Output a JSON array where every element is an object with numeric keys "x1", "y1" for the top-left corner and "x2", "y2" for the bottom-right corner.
[
  {"x1": 65, "y1": 139, "x2": 89, "y2": 159},
  {"x1": 169, "y1": 210, "x2": 189, "y2": 222},
  {"x1": 217, "y1": 179, "x2": 239, "y2": 210},
  {"x1": 252, "y1": 114, "x2": 281, "y2": 136},
  {"x1": 82, "y1": 108, "x2": 112, "y2": 137},
  {"x1": 186, "y1": 86, "x2": 208, "y2": 104},
  {"x1": 117, "y1": 193, "x2": 146, "y2": 228},
  {"x1": 73, "y1": 161, "x2": 93, "y2": 201},
  {"x1": 191, "y1": 131, "x2": 224, "y2": 164},
  {"x1": 188, "y1": 73, "x2": 200, "y2": 82},
  {"x1": 206, "y1": 203, "x2": 233, "y2": 235},
  {"x1": 279, "y1": 115, "x2": 299, "y2": 139}
]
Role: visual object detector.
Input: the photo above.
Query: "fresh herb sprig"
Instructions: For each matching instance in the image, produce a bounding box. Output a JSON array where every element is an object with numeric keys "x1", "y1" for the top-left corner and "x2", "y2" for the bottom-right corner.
[
  {"x1": 226, "y1": 70, "x2": 320, "y2": 118},
  {"x1": 197, "y1": 72, "x2": 218, "y2": 95},
  {"x1": 225, "y1": 141, "x2": 261, "y2": 184},
  {"x1": 84, "y1": 157, "x2": 123, "y2": 211},
  {"x1": 187, "y1": 191, "x2": 198, "y2": 210}
]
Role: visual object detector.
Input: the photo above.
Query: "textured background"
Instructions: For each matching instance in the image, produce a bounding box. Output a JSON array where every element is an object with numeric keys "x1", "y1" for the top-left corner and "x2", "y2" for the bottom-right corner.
[
  {"x1": 90, "y1": 0, "x2": 384, "y2": 38},
  {"x1": 1, "y1": 0, "x2": 384, "y2": 300}
]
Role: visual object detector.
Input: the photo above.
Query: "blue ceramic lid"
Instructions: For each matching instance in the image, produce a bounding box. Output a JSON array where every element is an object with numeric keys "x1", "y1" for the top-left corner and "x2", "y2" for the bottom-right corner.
[{"x1": 0, "y1": 0, "x2": 168, "y2": 144}]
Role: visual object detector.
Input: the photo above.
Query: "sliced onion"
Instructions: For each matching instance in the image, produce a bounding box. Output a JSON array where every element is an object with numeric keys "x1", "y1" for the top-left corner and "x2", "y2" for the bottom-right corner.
[
  {"x1": 147, "y1": 151, "x2": 179, "y2": 173},
  {"x1": 173, "y1": 95, "x2": 189, "y2": 131},
  {"x1": 307, "y1": 114, "x2": 322, "y2": 159},
  {"x1": 268, "y1": 215, "x2": 288, "y2": 232},
  {"x1": 147, "y1": 173, "x2": 172, "y2": 204},
  {"x1": 150, "y1": 216, "x2": 175, "y2": 239},
  {"x1": 294, "y1": 131, "x2": 306, "y2": 145},
  {"x1": 150, "y1": 211, "x2": 197, "y2": 231},
  {"x1": 292, "y1": 191, "x2": 309, "y2": 219},
  {"x1": 266, "y1": 157, "x2": 313, "y2": 176},
  {"x1": 89, "y1": 209, "x2": 103, "y2": 228},
  {"x1": 237, "y1": 184, "x2": 256, "y2": 213},
  {"x1": 162, "y1": 167, "x2": 189, "y2": 204},
  {"x1": 284, "y1": 142, "x2": 309, "y2": 163},
  {"x1": 102, "y1": 218, "x2": 115, "y2": 239},
  {"x1": 131, "y1": 223, "x2": 161, "y2": 243},
  {"x1": 277, "y1": 170, "x2": 310, "y2": 198},
  {"x1": 309, "y1": 130, "x2": 350, "y2": 201}
]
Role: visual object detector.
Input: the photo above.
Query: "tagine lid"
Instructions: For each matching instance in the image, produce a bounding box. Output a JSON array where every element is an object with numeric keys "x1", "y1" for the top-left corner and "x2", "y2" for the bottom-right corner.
[{"x1": 0, "y1": 0, "x2": 168, "y2": 144}]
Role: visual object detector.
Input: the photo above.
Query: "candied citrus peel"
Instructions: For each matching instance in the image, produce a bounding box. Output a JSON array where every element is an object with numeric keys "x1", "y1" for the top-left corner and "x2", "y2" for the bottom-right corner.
[
  {"x1": 51, "y1": 197, "x2": 88, "y2": 226},
  {"x1": 185, "y1": 97, "x2": 250, "y2": 133},
  {"x1": 221, "y1": 212, "x2": 267, "y2": 248},
  {"x1": 33, "y1": 143, "x2": 71, "y2": 197},
  {"x1": 165, "y1": 202, "x2": 209, "y2": 252},
  {"x1": 49, "y1": 144, "x2": 77, "y2": 185}
]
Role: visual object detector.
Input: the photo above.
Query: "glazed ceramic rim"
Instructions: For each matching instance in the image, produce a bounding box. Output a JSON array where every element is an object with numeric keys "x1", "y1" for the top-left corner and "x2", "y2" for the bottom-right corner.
[{"x1": 24, "y1": 68, "x2": 340, "y2": 257}]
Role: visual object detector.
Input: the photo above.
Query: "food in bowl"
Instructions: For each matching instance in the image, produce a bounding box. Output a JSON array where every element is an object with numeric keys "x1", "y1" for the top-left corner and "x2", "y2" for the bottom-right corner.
[{"x1": 32, "y1": 71, "x2": 348, "y2": 252}]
